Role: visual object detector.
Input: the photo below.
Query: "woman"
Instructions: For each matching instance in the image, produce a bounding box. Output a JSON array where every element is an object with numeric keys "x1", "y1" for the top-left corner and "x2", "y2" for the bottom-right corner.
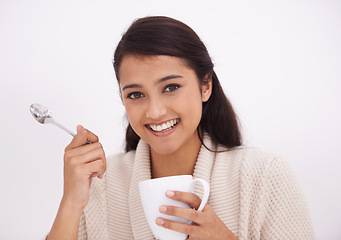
[{"x1": 46, "y1": 16, "x2": 315, "y2": 239}]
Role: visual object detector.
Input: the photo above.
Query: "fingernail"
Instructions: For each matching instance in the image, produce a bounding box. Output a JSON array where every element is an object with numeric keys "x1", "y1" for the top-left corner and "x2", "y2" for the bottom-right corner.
[
  {"x1": 159, "y1": 206, "x2": 167, "y2": 213},
  {"x1": 166, "y1": 191, "x2": 174, "y2": 197},
  {"x1": 156, "y1": 218, "x2": 164, "y2": 225}
]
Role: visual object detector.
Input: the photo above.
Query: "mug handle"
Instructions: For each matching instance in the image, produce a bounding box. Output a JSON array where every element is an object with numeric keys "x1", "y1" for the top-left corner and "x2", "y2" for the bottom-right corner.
[{"x1": 191, "y1": 178, "x2": 210, "y2": 212}]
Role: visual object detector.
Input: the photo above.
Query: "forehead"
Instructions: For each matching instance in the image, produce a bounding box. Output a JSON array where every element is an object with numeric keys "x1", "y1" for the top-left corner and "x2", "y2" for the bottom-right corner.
[{"x1": 118, "y1": 55, "x2": 192, "y2": 83}]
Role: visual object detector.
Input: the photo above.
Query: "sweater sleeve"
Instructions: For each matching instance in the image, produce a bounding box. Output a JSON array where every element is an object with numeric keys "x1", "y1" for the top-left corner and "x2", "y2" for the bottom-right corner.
[
  {"x1": 261, "y1": 157, "x2": 315, "y2": 239},
  {"x1": 77, "y1": 212, "x2": 88, "y2": 240}
]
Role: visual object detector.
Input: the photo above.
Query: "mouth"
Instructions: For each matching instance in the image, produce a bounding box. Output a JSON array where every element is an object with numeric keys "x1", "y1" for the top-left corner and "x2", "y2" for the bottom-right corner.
[{"x1": 145, "y1": 118, "x2": 180, "y2": 133}]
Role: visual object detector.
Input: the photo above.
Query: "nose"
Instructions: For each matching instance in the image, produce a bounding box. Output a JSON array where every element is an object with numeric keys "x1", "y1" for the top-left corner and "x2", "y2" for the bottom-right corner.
[{"x1": 145, "y1": 97, "x2": 167, "y2": 120}]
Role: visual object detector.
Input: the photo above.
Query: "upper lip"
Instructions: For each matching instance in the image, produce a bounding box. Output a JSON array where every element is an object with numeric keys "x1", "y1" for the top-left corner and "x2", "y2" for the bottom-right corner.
[{"x1": 145, "y1": 118, "x2": 179, "y2": 127}]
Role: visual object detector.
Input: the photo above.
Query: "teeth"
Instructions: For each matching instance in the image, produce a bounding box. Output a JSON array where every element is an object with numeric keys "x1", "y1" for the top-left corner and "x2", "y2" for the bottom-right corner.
[{"x1": 149, "y1": 119, "x2": 178, "y2": 132}]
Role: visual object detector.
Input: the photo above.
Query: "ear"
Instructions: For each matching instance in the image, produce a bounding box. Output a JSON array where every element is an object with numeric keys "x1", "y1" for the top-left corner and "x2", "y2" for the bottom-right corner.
[{"x1": 201, "y1": 75, "x2": 213, "y2": 102}]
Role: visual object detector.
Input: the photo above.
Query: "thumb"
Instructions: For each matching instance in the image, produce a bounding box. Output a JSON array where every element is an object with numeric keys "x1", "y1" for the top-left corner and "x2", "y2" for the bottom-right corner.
[{"x1": 76, "y1": 125, "x2": 84, "y2": 134}]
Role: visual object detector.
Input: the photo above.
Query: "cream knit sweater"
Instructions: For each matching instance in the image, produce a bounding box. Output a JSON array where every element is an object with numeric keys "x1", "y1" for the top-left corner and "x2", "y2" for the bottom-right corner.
[{"x1": 67, "y1": 134, "x2": 315, "y2": 239}]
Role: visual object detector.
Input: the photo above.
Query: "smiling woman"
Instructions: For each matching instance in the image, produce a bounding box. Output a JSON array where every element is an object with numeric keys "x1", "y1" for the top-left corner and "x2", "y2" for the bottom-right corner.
[
  {"x1": 119, "y1": 55, "x2": 207, "y2": 159},
  {"x1": 45, "y1": 16, "x2": 315, "y2": 240},
  {"x1": 113, "y1": 17, "x2": 242, "y2": 153}
]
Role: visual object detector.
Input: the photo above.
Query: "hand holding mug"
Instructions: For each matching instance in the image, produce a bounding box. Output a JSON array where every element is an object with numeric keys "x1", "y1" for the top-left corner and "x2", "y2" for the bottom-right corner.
[
  {"x1": 139, "y1": 175, "x2": 210, "y2": 240},
  {"x1": 155, "y1": 190, "x2": 239, "y2": 240}
]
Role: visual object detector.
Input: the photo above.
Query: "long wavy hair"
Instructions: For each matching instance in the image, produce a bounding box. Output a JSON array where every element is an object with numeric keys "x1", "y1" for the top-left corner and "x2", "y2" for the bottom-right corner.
[{"x1": 113, "y1": 16, "x2": 242, "y2": 152}]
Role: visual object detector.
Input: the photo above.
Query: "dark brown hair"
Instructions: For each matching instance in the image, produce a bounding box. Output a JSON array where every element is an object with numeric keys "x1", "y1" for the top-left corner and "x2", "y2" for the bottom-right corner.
[{"x1": 113, "y1": 16, "x2": 242, "y2": 152}]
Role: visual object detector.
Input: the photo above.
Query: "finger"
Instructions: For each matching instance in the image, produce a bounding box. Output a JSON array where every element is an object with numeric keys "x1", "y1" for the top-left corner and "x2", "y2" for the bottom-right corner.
[
  {"x1": 159, "y1": 205, "x2": 205, "y2": 225},
  {"x1": 75, "y1": 125, "x2": 99, "y2": 143},
  {"x1": 65, "y1": 142, "x2": 103, "y2": 159},
  {"x1": 155, "y1": 217, "x2": 199, "y2": 236},
  {"x1": 82, "y1": 159, "x2": 106, "y2": 179},
  {"x1": 65, "y1": 126, "x2": 99, "y2": 151},
  {"x1": 69, "y1": 147, "x2": 106, "y2": 165},
  {"x1": 76, "y1": 125, "x2": 83, "y2": 133},
  {"x1": 166, "y1": 191, "x2": 202, "y2": 210}
]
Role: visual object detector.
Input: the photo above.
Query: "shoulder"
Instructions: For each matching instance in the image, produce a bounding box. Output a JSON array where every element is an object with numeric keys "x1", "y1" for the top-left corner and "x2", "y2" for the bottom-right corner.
[
  {"x1": 216, "y1": 146, "x2": 280, "y2": 165},
  {"x1": 230, "y1": 147, "x2": 300, "y2": 196},
  {"x1": 216, "y1": 146, "x2": 292, "y2": 180},
  {"x1": 240, "y1": 147, "x2": 292, "y2": 178},
  {"x1": 240, "y1": 147, "x2": 284, "y2": 169}
]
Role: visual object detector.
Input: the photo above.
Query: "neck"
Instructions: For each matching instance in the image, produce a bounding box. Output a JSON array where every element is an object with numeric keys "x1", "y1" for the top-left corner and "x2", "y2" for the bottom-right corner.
[{"x1": 150, "y1": 134, "x2": 202, "y2": 179}]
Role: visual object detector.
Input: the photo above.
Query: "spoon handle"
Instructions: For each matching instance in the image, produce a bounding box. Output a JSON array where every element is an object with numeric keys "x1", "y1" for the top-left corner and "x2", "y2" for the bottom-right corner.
[
  {"x1": 51, "y1": 121, "x2": 76, "y2": 137},
  {"x1": 51, "y1": 121, "x2": 92, "y2": 144}
]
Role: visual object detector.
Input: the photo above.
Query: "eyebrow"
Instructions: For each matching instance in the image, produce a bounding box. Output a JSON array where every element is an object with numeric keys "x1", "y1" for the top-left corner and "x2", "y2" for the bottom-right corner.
[{"x1": 122, "y1": 74, "x2": 183, "y2": 91}]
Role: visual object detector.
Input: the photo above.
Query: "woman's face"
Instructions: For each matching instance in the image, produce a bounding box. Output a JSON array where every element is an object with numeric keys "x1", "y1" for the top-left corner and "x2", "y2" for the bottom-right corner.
[{"x1": 119, "y1": 55, "x2": 211, "y2": 155}]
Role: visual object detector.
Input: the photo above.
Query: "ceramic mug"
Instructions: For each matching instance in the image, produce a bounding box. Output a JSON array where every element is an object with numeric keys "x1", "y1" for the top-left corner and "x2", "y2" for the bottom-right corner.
[{"x1": 139, "y1": 175, "x2": 210, "y2": 240}]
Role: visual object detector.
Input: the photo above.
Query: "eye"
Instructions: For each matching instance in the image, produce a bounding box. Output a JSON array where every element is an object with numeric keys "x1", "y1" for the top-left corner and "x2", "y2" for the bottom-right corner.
[
  {"x1": 127, "y1": 92, "x2": 144, "y2": 99},
  {"x1": 164, "y1": 84, "x2": 180, "y2": 92}
]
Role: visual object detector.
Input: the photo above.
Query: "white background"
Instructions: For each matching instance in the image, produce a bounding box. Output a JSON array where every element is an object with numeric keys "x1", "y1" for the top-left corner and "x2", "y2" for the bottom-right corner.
[{"x1": 0, "y1": 0, "x2": 340, "y2": 239}]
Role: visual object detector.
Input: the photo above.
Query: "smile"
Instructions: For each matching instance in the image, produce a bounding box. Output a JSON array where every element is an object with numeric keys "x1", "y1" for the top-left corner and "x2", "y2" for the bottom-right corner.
[{"x1": 146, "y1": 118, "x2": 180, "y2": 132}]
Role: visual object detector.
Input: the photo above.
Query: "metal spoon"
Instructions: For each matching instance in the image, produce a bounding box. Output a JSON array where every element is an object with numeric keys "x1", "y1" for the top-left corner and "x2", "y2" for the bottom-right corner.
[{"x1": 30, "y1": 103, "x2": 76, "y2": 138}]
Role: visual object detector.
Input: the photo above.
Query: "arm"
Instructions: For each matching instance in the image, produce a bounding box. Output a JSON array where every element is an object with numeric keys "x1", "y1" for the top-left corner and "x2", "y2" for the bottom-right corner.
[
  {"x1": 47, "y1": 200, "x2": 83, "y2": 240},
  {"x1": 46, "y1": 125, "x2": 106, "y2": 240},
  {"x1": 261, "y1": 157, "x2": 315, "y2": 239}
]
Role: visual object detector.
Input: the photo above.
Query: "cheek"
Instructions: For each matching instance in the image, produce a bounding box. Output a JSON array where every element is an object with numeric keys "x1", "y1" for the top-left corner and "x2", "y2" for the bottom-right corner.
[
  {"x1": 175, "y1": 91, "x2": 203, "y2": 119},
  {"x1": 124, "y1": 104, "x2": 142, "y2": 128}
]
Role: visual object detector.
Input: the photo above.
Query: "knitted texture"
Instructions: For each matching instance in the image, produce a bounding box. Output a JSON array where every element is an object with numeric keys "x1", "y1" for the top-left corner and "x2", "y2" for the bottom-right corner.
[
  {"x1": 238, "y1": 150, "x2": 315, "y2": 240},
  {"x1": 45, "y1": 135, "x2": 315, "y2": 239},
  {"x1": 77, "y1": 213, "x2": 87, "y2": 239},
  {"x1": 82, "y1": 176, "x2": 110, "y2": 240}
]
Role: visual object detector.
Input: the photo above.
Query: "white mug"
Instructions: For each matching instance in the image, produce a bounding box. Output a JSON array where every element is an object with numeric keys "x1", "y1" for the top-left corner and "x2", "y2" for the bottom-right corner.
[{"x1": 139, "y1": 175, "x2": 210, "y2": 240}]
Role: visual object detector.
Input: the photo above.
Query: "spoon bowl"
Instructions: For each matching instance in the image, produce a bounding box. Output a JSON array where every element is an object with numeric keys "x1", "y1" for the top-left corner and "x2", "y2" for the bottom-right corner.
[
  {"x1": 30, "y1": 103, "x2": 76, "y2": 137},
  {"x1": 30, "y1": 103, "x2": 53, "y2": 124}
]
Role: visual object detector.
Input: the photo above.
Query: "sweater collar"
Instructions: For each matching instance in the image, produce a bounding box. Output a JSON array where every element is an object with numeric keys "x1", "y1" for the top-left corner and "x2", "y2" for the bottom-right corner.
[
  {"x1": 128, "y1": 138, "x2": 153, "y2": 239},
  {"x1": 129, "y1": 133, "x2": 216, "y2": 239}
]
